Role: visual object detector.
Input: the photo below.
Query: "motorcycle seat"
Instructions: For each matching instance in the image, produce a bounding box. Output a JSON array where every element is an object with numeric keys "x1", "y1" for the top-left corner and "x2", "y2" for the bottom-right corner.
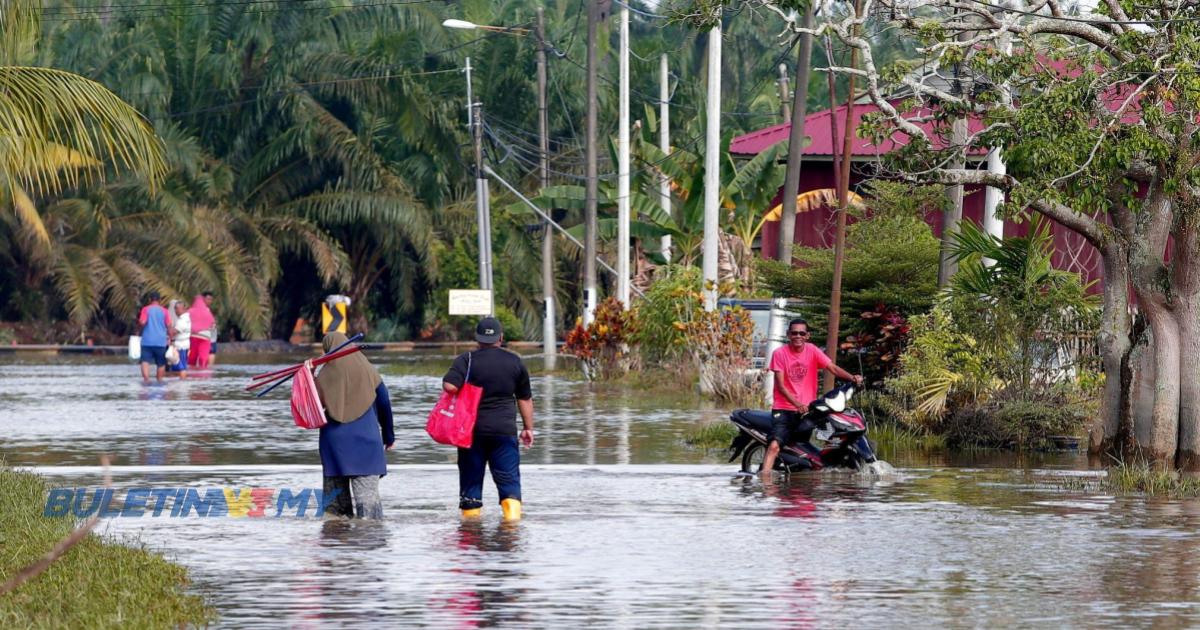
[{"x1": 730, "y1": 409, "x2": 773, "y2": 434}]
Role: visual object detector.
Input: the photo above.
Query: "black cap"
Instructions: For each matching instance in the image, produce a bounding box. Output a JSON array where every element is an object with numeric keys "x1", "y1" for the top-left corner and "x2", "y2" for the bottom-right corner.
[{"x1": 475, "y1": 317, "x2": 502, "y2": 343}]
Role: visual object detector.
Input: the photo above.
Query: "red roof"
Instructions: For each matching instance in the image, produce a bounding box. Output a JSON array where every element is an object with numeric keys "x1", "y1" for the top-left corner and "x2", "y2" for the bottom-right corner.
[
  {"x1": 731, "y1": 56, "x2": 1141, "y2": 158},
  {"x1": 730, "y1": 100, "x2": 989, "y2": 158}
]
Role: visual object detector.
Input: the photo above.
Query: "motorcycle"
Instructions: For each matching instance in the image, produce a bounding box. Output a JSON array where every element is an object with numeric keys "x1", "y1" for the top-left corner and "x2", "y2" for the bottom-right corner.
[{"x1": 727, "y1": 383, "x2": 878, "y2": 474}]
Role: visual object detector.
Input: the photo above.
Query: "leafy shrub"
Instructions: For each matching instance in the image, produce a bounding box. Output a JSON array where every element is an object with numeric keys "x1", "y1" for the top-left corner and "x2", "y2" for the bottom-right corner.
[
  {"x1": 676, "y1": 301, "x2": 758, "y2": 405},
  {"x1": 493, "y1": 305, "x2": 525, "y2": 342},
  {"x1": 941, "y1": 398, "x2": 1090, "y2": 449},
  {"x1": 631, "y1": 265, "x2": 702, "y2": 364},
  {"x1": 563, "y1": 297, "x2": 638, "y2": 380},
  {"x1": 885, "y1": 302, "x2": 999, "y2": 428},
  {"x1": 368, "y1": 318, "x2": 410, "y2": 342},
  {"x1": 842, "y1": 304, "x2": 911, "y2": 385}
]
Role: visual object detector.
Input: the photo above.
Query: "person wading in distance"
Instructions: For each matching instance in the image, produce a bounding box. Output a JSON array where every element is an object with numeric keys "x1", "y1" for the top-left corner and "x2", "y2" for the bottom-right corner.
[
  {"x1": 442, "y1": 317, "x2": 534, "y2": 520},
  {"x1": 760, "y1": 318, "x2": 863, "y2": 476}
]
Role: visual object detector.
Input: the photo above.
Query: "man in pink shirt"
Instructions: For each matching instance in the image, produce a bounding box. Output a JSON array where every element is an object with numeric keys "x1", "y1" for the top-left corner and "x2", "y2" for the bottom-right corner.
[{"x1": 760, "y1": 318, "x2": 862, "y2": 475}]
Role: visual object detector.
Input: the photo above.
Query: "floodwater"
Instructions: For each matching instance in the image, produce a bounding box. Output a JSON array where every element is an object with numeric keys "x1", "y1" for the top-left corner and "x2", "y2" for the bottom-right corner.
[{"x1": 4, "y1": 355, "x2": 1200, "y2": 628}]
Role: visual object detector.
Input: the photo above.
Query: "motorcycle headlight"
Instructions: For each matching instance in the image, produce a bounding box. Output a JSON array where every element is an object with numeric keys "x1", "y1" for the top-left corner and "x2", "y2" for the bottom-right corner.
[{"x1": 827, "y1": 390, "x2": 846, "y2": 413}]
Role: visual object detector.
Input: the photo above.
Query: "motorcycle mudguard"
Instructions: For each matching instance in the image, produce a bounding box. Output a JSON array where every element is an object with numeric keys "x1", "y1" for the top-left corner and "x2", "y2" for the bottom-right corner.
[
  {"x1": 728, "y1": 430, "x2": 754, "y2": 463},
  {"x1": 852, "y1": 435, "x2": 877, "y2": 463}
]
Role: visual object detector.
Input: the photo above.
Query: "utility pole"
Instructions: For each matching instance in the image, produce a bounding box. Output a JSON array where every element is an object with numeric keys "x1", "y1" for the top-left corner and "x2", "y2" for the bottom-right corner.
[
  {"x1": 777, "y1": 7, "x2": 814, "y2": 264},
  {"x1": 472, "y1": 101, "x2": 495, "y2": 315},
  {"x1": 536, "y1": 7, "x2": 555, "y2": 366},
  {"x1": 702, "y1": 20, "x2": 721, "y2": 311},
  {"x1": 825, "y1": 0, "x2": 862, "y2": 390},
  {"x1": 583, "y1": 0, "x2": 600, "y2": 324},
  {"x1": 776, "y1": 63, "x2": 791, "y2": 122},
  {"x1": 617, "y1": 4, "x2": 631, "y2": 306},
  {"x1": 659, "y1": 53, "x2": 672, "y2": 264}
]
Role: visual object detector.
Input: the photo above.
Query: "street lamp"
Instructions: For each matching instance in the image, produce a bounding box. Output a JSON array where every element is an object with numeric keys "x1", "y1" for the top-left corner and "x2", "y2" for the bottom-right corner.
[
  {"x1": 443, "y1": 14, "x2": 555, "y2": 365},
  {"x1": 441, "y1": 18, "x2": 529, "y2": 34}
]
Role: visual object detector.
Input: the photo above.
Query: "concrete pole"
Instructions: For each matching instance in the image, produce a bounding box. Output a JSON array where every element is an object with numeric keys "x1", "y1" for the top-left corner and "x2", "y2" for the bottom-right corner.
[
  {"x1": 776, "y1": 63, "x2": 791, "y2": 122},
  {"x1": 659, "y1": 53, "x2": 672, "y2": 264},
  {"x1": 702, "y1": 23, "x2": 721, "y2": 311},
  {"x1": 617, "y1": 5, "x2": 631, "y2": 306},
  {"x1": 472, "y1": 101, "x2": 495, "y2": 315},
  {"x1": 536, "y1": 8, "x2": 556, "y2": 367},
  {"x1": 764, "y1": 297, "x2": 788, "y2": 406},
  {"x1": 583, "y1": 0, "x2": 599, "y2": 324}
]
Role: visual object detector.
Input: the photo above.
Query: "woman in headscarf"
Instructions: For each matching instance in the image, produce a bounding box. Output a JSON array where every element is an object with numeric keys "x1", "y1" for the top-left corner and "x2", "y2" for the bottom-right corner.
[
  {"x1": 315, "y1": 331, "x2": 395, "y2": 519},
  {"x1": 187, "y1": 294, "x2": 215, "y2": 368},
  {"x1": 166, "y1": 299, "x2": 190, "y2": 378}
]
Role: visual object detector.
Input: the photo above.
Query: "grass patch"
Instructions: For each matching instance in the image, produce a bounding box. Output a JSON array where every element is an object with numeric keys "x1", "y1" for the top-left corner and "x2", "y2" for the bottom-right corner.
[
  {"x1": 1102, "y1": 460, "x2": 1200, "y2": 497},
  {"x1": 870, "y1": 422, "x2": 946, "y2": 451},
  {"x1": 0, "y1": 468, "x2": 214, "y2": 628},
  {"x1": 684, "y1": 422, "x2": 738, "y2": 449}
]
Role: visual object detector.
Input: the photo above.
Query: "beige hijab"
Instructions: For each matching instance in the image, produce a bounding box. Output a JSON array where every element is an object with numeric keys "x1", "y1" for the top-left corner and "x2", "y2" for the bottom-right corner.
[{"x1": 315, "y1": 332, "x2": 382, "y2": 423}]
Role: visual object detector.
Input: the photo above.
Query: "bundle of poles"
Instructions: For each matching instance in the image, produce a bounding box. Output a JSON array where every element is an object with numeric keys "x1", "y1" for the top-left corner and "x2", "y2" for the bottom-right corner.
[{"x1": 246, "y1": 332, "x2": 364, "y2": 397}]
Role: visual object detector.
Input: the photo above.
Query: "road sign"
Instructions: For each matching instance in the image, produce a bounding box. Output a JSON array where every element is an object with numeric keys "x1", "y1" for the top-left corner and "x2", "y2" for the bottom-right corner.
[
  {"x1": 321, "y1": 295, "x2": 350, "y2": 334},
  {"x1": 448, "y1": 289, "x2": 493, "y2": 316}
]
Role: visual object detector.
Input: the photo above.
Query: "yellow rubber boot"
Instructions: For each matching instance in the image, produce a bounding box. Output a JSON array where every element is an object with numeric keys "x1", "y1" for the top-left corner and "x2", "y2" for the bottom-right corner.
[
  {"x1": 461, "y1": 507, "x2": 482, "y2": 518},
  {"x1": 500, "y1": 498, "x2": 522, "y2": 521}
]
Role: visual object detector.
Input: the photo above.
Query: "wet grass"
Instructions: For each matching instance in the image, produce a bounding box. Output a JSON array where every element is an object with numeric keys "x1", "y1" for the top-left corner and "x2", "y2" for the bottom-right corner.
[
  {"x1": 1057, "y1": 461, "x2": 1200, "y2": 497},
  {"x1": 870, "y1": 422, "x2": 947, "y2": 451},
  {"x1": 0, "y1": 467, "x2": 214, "y2": 628},
  {"x1": 683, "y1": 422, "x2": 739, "y2": 449}
]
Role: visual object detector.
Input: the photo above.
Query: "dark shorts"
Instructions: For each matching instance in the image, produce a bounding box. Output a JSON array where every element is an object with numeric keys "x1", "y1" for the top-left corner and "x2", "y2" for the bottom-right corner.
[
  {"x1": 140, "y1": 345, "x2": 168, "y2": 367},
  {"x1": 770, "y1": 409, "x2": 816, "y2": 446}
]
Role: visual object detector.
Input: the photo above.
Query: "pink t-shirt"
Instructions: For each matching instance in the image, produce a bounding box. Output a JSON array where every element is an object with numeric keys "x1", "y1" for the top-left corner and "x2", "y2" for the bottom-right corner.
[{"x1": 769, "y1": 343, "x2": 833, "y2": 411}]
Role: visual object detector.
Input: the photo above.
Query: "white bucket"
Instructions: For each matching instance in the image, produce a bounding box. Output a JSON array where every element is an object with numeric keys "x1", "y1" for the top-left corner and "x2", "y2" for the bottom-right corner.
[{"x1": 128, "y1": 335, "x2": 141, "y2": 360}]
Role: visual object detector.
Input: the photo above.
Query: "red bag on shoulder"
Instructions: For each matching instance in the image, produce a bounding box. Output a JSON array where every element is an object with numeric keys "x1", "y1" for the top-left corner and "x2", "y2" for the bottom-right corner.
[
  {"x1": 426, "y1": 352, "x2": 482, "y2": 448},
  {"x1": 291, "y1": 360, "x2": 328, "y2": 430}
]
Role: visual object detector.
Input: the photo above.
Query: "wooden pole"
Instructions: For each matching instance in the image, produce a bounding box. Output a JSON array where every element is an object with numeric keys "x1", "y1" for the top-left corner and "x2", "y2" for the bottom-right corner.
[
  {"x1": 825, "y1": 0, "x2": 862, "y2": 391},
  {"x1": 776, "y1": 8, "x2": 815, "y2": 264}
]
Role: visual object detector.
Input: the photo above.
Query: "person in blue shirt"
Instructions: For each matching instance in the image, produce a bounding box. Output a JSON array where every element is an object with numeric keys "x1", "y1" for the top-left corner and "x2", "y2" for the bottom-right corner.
[
  {"x1": 138, "y1": 292, "x2": 170, "y2": 384},
  {"x1": 315, "y1": 331, "x2": 395, "y2": 519}
]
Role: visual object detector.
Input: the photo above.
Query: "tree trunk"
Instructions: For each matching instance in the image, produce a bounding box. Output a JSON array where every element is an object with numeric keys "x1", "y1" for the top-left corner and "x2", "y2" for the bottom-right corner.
[
  {"x1": 1172, "y1": 217, "x2": 1200, "y2": 469},
  {"x1": 1091, "y1": 242, "x2": 1133, "y2": 455}
]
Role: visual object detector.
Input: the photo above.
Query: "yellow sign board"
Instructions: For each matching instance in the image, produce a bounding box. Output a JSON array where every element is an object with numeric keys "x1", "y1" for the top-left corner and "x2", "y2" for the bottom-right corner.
[{"x1": 321, "y1": 302, "x2": 347, "y2": 334}]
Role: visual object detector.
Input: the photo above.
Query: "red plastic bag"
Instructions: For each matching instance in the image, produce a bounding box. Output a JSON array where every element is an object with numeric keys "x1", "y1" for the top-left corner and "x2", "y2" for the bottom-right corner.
[
  {"x1": 426, "y1": 352, "x2": 481, "y2": 448},
  {"x1": 291, "y1": 360, "x2": 327, "y2": 430}
]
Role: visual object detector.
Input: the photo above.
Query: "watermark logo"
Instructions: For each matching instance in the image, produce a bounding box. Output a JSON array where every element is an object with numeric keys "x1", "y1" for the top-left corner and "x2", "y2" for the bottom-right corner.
[{"x1": 44, "y1": 487, "x2": 341, "y2": 518}]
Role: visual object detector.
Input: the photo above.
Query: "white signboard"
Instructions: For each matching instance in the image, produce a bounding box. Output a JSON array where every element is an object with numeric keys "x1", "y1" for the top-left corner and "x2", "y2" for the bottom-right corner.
[{"x1": 448, "y1": 290, "x2": 493, "y2": 316}]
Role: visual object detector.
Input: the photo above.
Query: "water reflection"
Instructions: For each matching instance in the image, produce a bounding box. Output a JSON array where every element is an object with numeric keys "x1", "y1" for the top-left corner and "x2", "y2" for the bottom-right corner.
[{"x1": 442, "y1": 521, "x2": 529, "y2": 628}]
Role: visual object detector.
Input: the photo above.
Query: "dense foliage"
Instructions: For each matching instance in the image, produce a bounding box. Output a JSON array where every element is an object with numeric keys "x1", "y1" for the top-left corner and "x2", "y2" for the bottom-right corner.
[{"x1": 1, "y1": 0, "x2": 845, "y2": 343}]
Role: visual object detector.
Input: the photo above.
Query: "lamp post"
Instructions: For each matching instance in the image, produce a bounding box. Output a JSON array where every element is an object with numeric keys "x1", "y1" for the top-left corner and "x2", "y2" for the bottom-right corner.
[{"x1": 443, "y1": 17, "x2": 554, "y2": 357}]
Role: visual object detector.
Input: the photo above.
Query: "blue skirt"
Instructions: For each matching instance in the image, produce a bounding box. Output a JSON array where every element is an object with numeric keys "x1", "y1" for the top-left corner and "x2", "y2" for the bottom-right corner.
[{"x1": 318, "y1": 404, "x2": 388, "y2": 477}]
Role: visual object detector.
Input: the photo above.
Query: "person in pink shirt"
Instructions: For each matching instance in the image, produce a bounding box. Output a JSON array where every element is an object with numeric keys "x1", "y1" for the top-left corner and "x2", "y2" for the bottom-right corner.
[{"x1": 760, "y1": 318, "x2": 863, "y2": 475}]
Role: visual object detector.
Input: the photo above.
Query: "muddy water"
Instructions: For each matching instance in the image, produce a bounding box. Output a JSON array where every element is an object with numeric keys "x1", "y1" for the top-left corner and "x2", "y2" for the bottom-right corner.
[{"x1": 4, "y1": 356, "x2": 1200, "y2": 627}]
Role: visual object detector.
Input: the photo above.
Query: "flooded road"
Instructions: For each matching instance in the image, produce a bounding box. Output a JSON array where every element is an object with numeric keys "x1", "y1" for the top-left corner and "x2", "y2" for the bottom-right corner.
[{"x1": 4, "y1": 356, "x2": 1200, "y2": 627}]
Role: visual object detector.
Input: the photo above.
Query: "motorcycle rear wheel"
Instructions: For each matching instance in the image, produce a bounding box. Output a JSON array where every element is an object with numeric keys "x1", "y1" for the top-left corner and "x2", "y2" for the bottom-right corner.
[{"x1": 741, "y1": 443, "x2": 765, "y2": 474}]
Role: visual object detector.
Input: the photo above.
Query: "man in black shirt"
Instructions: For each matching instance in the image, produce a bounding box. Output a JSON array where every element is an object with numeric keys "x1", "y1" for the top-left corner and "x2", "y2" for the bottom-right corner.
[{"x1": 442, "y1": 317, "x2": 534, "y2": 520}]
